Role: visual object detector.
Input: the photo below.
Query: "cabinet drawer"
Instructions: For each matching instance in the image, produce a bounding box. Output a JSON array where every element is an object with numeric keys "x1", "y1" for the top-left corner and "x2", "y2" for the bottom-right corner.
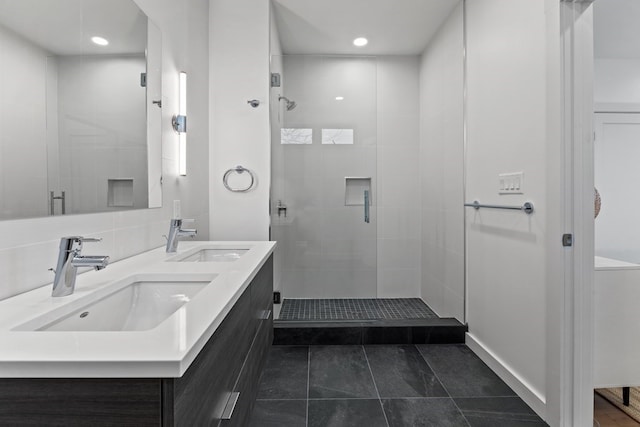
[
  {"x1": 250, "y1": 256, "x2": 273, "y2": 335},
  {"x1": 220, "y1": 309, "x2": 272, "y2": 427},
  {"x1": 169, "y1": 286, "x2": 253, "y2": 426}
]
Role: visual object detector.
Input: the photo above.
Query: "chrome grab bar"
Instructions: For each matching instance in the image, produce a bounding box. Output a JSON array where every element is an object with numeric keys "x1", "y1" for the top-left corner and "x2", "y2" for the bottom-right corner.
[
  {"x1": 364, "y1": 190, "x2": 370, "y2": 223},
  {"x1": 464, "y1": 200, "x2": 534, "y2": 215}
]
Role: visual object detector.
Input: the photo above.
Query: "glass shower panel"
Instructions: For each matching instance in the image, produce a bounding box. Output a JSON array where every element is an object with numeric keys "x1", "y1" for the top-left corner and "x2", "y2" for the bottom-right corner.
[{"x1": 271, "y1": 55, "x2": 377, "y2": 300}]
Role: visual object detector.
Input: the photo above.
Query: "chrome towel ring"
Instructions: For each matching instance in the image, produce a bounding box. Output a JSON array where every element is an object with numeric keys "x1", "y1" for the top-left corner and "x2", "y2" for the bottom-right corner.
[{"x1": 223, "y1": 165, "x2": 256, "y2": 192}]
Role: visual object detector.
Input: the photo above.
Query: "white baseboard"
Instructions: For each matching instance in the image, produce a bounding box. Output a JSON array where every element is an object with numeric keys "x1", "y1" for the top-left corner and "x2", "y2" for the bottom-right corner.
[{"x1": 465, "y1": 333, "x2": 547, "y2": 420}]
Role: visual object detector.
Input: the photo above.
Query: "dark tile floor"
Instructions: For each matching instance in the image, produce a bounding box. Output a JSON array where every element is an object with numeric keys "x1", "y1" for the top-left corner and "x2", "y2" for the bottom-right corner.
[
  {"x1": 249, "y1": 344, "x2": 548, "y2": 427},
  {"x1": 279, "y1": 298, "x2": 438, "y2": 321}
]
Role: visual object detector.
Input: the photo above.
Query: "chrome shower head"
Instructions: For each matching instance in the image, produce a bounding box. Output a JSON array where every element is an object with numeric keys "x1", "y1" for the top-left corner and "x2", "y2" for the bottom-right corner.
[{"x1": 279, "y1": 96, "x2": 297, "y2": 111}]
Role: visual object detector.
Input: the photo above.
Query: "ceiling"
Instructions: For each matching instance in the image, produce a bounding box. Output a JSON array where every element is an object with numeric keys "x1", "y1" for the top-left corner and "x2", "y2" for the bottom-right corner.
[
  {"x1": 272, "y1": 0, "x2": 461, "y2": 55},
  {"x1": 594, "y1": 0, "x2": 640, "y2": 59},
  {"x1": 0, "y1": 0, "x2": 147, "y2": 56}
]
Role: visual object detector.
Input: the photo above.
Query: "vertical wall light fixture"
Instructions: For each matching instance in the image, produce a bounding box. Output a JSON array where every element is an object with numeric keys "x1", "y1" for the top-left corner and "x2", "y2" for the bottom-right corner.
[{"x1": 172, "y1": 71, "x2": 187, "y2": 176}]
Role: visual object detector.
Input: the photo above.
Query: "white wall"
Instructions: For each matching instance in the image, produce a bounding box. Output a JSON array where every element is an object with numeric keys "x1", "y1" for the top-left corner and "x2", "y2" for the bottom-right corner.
[
  {"x1": 464, "y1": 0, "x2": 551, "y2": 416},
  {"x1": 0, "y1": 24, "x2": 49, "y2": 220},
  {"x1": 209, "y1": 0, "x2": 271, "y2": 241},
  {"x1": 418, "y1": 2, "x2": 464, "y2": 320},
  {"x1": 595, "y1": 59, "x2": 640, "y2": 108},
  {"x1": 0, "y1": 0, "x2": 210, "y2": 301},
  {"x1": 593, "y1": 59, "x2": 640, "y2": 261}
]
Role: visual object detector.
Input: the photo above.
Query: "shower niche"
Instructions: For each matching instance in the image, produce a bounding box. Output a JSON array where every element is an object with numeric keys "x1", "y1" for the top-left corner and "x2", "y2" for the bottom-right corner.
[{"x1": 345, "y1": 177, "x2": 371, "y2": 206}]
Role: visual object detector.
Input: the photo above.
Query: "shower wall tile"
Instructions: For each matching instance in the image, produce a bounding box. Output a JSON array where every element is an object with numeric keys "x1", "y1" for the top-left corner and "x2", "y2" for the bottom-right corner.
[
  {"x1": 320, "y1": 207, "x2": 376, "y2": 241},
  {"x1": 377, "y1": 113, "x2": 420, "y2": 148},
  {"x1": 377, "y1": 238, "x2": 421, "y2": 270},
  {"x1": 321, "y1": 238, "x2": 377, "y2": 270},
  {"x1": 377, "y1": 268, "x2": 421, "y2": 298},
  {"x1": 376, "y1": 57, "x2": 422, "y2": 298},
  {"x1": 419, "y1": 1, "x2": 465, "y2": 322},
  {"x1": 377, "y1": 56, "x2": 420, "y2": 115},
  {"x1": 378, "y1": 207, "x2": 420, "y2": 241},
  {"x1": 0, "y1": 241, "x2": 62, "y2": 301},
  {"x1": 378, "y1": 145, "x2": 420, "y2": 179},
  {"x1": 281, "y1": 239, "x2": 324, "y2": 269},
  {"x1": 282, "y1": 268, "x2": 377, "y2": 299},
  {"x1": 112, "y1": 222, "x2": 166, "y2": 260}
]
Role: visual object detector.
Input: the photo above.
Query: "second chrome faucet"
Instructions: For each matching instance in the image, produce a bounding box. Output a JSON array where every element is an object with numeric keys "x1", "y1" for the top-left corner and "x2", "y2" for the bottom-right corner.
[{"x1": 166, "y1": 218, "x2": 197, "y2": 253}]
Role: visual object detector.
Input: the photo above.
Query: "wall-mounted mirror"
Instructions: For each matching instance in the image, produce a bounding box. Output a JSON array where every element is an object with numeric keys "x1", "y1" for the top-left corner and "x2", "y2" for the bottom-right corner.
[{"x1": 0, "y1": 0, "x2": 162, "y2": 221}]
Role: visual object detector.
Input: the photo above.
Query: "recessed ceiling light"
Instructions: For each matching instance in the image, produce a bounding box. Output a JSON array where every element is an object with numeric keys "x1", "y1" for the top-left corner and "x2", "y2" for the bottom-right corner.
[
  {"x1": 91, "y1": 36, "x2": 109, "y2": 46},
  {"x1": 353, "y1": 37, "x2": 368, "y2": 47},
  {"x1": 335, "y1": 96, "x2": 344, "y2": 101}
]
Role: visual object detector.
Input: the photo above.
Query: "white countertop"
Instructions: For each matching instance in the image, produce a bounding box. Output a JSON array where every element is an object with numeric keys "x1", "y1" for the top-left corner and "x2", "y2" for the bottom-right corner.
[
  {"x1": 595, "y1": 255, "x2": 640, "y2": 270},
  {"x1": 0, "y1": 241, "x2": 275, "y2": 378}
]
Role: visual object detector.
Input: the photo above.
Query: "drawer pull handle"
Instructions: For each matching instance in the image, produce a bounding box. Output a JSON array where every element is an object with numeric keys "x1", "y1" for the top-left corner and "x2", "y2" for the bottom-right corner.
[
  {"x1": 261, "y1": 309, "x2": 272, "y2": 320},
  {"x1": 221, "y1": 392, "x2": 240, "y2": 420}
]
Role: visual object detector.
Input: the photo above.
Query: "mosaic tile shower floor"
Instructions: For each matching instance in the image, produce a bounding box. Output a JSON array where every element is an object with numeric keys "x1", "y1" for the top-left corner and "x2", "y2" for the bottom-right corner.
[{"x1": 278, "y1": 298, "x2": 438, "y2": 321}]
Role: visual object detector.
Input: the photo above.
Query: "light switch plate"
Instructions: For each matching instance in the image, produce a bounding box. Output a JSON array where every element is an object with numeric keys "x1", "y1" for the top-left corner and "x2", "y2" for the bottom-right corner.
[{"x1": 498, "y1": 172, "x2": 524, "y2": 194}]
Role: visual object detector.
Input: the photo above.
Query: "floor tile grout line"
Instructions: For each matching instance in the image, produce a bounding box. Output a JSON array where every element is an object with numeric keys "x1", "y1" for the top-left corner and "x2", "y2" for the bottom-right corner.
[
  {"x1": 256, "y1": 397, "x2": 459, "y2": 401},
  {"x1": 457, "y1": 409, "x2": 543, "y2": 417},
  {"x1": 306, "y1": 345, "x2": 310, "y2": 427},
  {"x1": 362, "y1": 345, "x2": 391, "y2": 427},
  {"x1": 414, "y1": 344, "x2": 473, "y2": 427},
  {"x1": 450, "y1": 395, "x2": 523, "y2": 399},
  {"x1": 255, "y1": 398, "x2": 309, "y2": 401}
]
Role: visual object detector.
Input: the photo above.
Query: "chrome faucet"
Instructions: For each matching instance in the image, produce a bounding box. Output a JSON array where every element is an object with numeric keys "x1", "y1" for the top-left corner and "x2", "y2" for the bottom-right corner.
[
  {"x1": 166, "y1": 218, "x2": 197, "y2": 253},
  {"x1": 50, "y1": 236, "x2": 110, "y2": 297}
]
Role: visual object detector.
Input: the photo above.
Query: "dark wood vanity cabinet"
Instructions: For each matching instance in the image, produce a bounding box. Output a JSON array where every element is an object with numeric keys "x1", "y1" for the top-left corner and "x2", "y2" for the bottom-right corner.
[
  {"x1": 0, "y1": 256, "x2": 273, "y2": 427},
  {"x1": 166, "y1": 255, "x2": 274, "y2": 426}
]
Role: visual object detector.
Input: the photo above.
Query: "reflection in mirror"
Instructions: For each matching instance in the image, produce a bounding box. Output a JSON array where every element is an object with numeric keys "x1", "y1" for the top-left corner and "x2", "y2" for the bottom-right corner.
[{"x1": 0, "y1": 0, "x2": 162, "y2": 220}]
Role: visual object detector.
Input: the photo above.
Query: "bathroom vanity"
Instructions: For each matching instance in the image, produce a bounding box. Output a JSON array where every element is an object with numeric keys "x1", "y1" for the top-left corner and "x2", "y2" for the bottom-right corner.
[{"x1": 0, "y1": 241, "x2": 275, "y2": 426}]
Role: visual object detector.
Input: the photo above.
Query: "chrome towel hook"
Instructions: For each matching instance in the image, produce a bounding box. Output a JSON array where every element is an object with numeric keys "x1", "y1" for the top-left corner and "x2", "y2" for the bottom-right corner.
[{"x1": 223, "y1": 165, "x2": 256, "y2": 192}]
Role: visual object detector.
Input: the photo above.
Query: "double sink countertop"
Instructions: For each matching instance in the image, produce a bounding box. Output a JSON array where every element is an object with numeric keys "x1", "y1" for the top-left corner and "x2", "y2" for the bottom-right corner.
[{"x1": 0, "y1": 241, "x2": 276, "y2": 378}]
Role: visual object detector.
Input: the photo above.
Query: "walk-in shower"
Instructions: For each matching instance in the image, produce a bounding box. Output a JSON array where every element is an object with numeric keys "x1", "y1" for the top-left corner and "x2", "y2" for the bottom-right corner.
[
  {"x1": 271, "y1": 55, "x2": 378, "y2": 306},
  {"x1": 269, "y1": 55, "x2": 441, "y2": 323}
]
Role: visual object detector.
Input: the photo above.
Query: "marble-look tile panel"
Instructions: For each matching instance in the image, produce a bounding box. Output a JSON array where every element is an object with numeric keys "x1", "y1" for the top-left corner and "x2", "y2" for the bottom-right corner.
[
  {"x1": 308, "y1": 399, "x2": 387, "y2": 427},
  {"x1": 382, "y1": 398, "x2": 469, "y2": 427},
  {"x1": 417, "y1": 344, "x2": 516, "y2": 397},
  {"x1": 256, "y1": 346, "x2": 308, "y2": 400},
  {"x1": 366, "y1": 345, "x2": 447, "y2": 398},
  {"x1": 249, "y1": 399, "x2": 307, "y2": 427},
  {"x1": 309, "y1": 346, "x2": 377, "y2": 399},
  {"x1": 454, "y1": 396, "x2": 547, "y2": 426}
]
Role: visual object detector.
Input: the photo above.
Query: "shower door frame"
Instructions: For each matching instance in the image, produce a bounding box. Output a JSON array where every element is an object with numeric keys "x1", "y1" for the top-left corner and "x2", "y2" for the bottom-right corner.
[{"x1": 269, "y1": 54, "x2": 379, "y2": 303}]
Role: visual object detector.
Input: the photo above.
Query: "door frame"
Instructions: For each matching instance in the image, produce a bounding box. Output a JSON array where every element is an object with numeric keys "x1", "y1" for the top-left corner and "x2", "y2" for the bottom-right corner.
[{"x1": 552, "y1": 1, "x2": 595, "y2": 425}]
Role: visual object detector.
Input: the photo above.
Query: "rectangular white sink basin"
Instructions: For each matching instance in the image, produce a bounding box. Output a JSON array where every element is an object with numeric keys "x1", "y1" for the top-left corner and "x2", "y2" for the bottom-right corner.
[
  {"x1": 169, "y1": 248, "x2": 249, "y2": 262},
  {"x1": 14, "y1": 274, "x2": 217, "y2": 332}
]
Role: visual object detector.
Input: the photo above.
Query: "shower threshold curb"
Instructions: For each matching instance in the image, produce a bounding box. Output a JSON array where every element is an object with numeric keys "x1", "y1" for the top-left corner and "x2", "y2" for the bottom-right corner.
[{"x1": 273, "y1": 317, "x2": 467, "y2": 345}]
